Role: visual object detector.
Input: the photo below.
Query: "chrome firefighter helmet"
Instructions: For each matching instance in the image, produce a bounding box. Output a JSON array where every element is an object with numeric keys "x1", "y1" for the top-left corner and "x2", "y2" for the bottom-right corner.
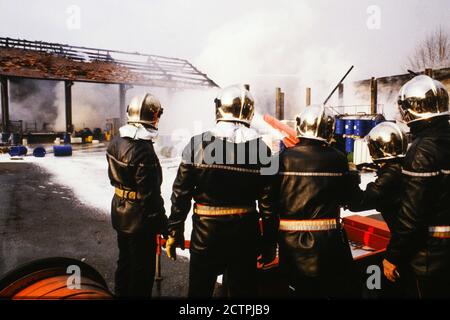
[
  {"x1": 127, "y1": 93, "x2": 164, "y2": 129},
  {"x1": 295, "y1": 105, "x2": 335, "y2": 143},
  {"x1": 215, "y1": 84, "x2": 255, "y2": 125},
  {"x1": 398, "y1": 75, "x2": 449, "y2": 124},
  {"x1": 366, "y1": 122, "x2": 408, "y2": 162}
]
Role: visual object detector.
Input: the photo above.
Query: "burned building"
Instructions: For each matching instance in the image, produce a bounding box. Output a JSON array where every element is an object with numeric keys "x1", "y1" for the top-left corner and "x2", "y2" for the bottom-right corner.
[
  {"x1": 0, "y1": 37, "x2": 218, "y2": 142},
  {"x1": 350, "y1": 68, "x2": 450, "y2": 119}
]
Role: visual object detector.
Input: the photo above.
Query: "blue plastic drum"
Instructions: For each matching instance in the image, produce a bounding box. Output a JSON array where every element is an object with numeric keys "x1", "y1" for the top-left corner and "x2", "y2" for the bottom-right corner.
[
  {"x1": 344, "y1": 120, "x2": 354, "y2": 136},
  {"x1": 365, "y1": 120, "x2": 374, "y2": 135},
  {"x1": 335, "y1": 118, "x2": 345, "y2": 135},
  {"x1": 353, "y1": 119, "x2": 366, "y2": 137},
  {"x1": 345, "y1": 137, "x2": 354, "y2": 153},
  {"x1": 33, "y1": 146, "x2": 47, "y2": 157},
  {"x1": 53, "y1": 145, "x2": 72, "y2": 157},
  {"x1": 9, "y1": 145, "x2": 28, "y2": 157}
]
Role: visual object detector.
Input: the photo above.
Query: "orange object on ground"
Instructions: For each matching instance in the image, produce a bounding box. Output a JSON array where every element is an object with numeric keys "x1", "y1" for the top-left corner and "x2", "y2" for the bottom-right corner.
[{"x1": 0, "y1": 257, "x2": 113, "y2": 299}]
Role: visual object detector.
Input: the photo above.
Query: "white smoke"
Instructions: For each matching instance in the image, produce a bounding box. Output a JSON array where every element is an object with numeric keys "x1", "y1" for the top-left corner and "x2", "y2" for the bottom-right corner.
[
  {"x1": 195, "y1": 2, "x2": 354, "y2": 119},
  {"x1": 54, "y1": 82, "x2": 120, "y2": 131},
  {"x1": 115, "y1": 87, "x2": 219, "y2": 157},
  {"x1": 125, "y1": 87, "x2": 218, "y2": 136},
  {"x1": 52, "y1": 83, "x2": 218, "y2": 141},
  {"x1": 8, "y1": 79, "x2": 60, "y2": 131},
  {"x1": 343, "y1": 80, "x2": 405, "y2": 121}
]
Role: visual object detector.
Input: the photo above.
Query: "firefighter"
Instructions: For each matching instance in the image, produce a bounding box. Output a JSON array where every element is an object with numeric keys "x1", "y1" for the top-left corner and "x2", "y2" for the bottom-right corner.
[
  {"x1": 106, "y1": 93, "x2": 167, "y2": 298},
  {"x1": 165, "y1": 84, "x2": 277, "y2": 298},
  {"x1": 272, "y1": 105, "x2": 360, "y2": 299},
  {"x1": 349, "y1": 122, "x2": 408, "y2": 231},
  {"x1": 383, "y1": 75, "x2": 450, "y2": 298}
]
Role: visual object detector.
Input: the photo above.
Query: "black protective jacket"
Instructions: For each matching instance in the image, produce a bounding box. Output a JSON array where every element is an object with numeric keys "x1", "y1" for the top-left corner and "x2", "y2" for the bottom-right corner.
[
  {"x1": 386, "y1": 117, "x2": 450, "y2": 277},
  {"x1": 168, "y1": 131, "x2": 276, "y2": 257},
  {"x1": 272, "y1": 139, "x2": 359, "y2": 277},
  {"x1": 350, "y1": 161, "x2": 403, "y2": 231},
  {"x1": 107, "y1": 136, "x2": 166, "y2": 234}
]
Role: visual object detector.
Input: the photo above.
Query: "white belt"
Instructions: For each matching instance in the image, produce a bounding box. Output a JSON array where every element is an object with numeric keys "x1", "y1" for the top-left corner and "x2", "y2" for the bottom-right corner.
[
  {"x1": 193, "y1": 204, "x2": 255, "y2": 216},
  {"x1": 279, "y1": 219, "x2": 338, "y2": 232},
  {"x1": 429, "y1": 226, "x2": 450, "y2": 238},
  {"x1": 402, "y1": 169, "x2": 450, "y2": 177}
]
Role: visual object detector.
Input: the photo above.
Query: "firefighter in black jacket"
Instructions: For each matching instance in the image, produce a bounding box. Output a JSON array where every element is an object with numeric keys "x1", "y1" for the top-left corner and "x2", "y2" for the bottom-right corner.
[
  {"x1": 349, "y1": 122, "x2": 408, "y2": 231},
  {"x1": 383, "y1": 75, "x2": 450, "y2": 298},
  {"x1": 166, "y1": 85, "x2": 277, "y2": 298},
  {"x1": 106, "y1": 93, "x2": 167, "y2": 298},
  {"x1": 272, "y1": 105, "x2": 360, "y2": 299}
]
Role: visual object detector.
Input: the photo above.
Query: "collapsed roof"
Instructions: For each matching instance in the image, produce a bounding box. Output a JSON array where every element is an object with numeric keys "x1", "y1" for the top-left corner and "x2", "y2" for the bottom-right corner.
[{"x1": 0, "y1": 37, "x2": 218, "y2": 89}]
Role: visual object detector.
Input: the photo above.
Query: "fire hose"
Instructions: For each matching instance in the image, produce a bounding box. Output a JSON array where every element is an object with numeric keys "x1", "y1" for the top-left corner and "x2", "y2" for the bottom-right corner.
[{"x1": 0, "y1": 257, "x2": 113, "y2": 299}]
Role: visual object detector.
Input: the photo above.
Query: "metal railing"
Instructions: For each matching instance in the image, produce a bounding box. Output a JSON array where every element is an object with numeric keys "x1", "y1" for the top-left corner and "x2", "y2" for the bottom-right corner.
[{"x1": 326, "y1": 104, "x2": 385, "y2": 117}]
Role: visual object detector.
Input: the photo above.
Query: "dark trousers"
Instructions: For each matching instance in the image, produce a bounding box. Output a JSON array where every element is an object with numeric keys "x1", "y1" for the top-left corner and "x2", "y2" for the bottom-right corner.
[
  {"x1": 280, "y1": 251, "x2": 360, "y2": 299},
  {"x1": 402, "y1": 274, "x2": 450, "y2": 299},
  {"x1": 115, "y1": 230, "x2": 157, "y2": 298},
  {"x1": 291, "y1": 275, "x2": 325, "y2": 299},
  {"x1": 188, "y1": 251, "x2": 257, "y2": 298},
  {"x1": 290, "y1": 273, "x2": 359, "y2": 299},
  {"x1": 279, "y1": 246, "x2": 359, "y2": 299}
]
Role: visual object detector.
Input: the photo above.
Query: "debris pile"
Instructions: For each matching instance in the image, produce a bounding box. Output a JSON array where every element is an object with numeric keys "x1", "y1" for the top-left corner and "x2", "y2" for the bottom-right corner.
[{"x1": 0, "y1": 48, "x2": 147, "y2": 84}]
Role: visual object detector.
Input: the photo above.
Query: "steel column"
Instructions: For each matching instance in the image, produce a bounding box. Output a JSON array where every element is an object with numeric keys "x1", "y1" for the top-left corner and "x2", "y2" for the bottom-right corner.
[
  {"x1": 65, "y1": 80, "x2": 74, "y2": 133},
  {"x1": 1, "y1": 76, "x2": 10, "y2": 132}
]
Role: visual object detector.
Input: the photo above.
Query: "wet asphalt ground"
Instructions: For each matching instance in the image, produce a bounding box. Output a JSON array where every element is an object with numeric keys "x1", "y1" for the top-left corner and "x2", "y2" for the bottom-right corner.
[{"x1": 0, "y1": 162, "x2": 189, "y2": 298}]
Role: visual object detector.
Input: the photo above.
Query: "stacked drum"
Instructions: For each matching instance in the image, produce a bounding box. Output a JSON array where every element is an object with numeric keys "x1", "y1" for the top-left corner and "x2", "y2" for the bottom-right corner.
[{"x1": 335, "y1": 115, "x2": 385, "y2": 153}]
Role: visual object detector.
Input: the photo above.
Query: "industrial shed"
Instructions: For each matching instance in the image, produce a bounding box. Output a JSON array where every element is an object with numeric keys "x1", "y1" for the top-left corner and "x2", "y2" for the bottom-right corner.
[{"x1": 0, "y1": 37, "x2": 218, "y2": 134}]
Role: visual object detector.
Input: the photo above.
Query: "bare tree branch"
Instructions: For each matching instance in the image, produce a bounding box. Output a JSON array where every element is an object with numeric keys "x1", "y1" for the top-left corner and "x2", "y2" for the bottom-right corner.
[{"x1": 406, "y1": 26, "x2": 450, "y2": 71}]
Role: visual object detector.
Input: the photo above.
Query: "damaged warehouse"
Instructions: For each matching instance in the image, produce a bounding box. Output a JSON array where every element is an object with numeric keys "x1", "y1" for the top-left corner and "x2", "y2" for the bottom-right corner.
[{"x1": 0, "y1": 37, "x2": 218, "y2": 145}]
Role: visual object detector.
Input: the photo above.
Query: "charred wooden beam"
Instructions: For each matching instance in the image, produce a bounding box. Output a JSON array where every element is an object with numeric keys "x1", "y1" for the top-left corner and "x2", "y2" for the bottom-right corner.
[
  {"x1": 370, "y1": 77, "x2": 378, "y2": 114},
  {"x1": 0, "y1": 37, "x2": 219, "y2": 89},
  {"x1": 323, "y1": 65, "x2": 354, "y2": 105},
  {"x1": 275, "y1": 87, "x2": 285, "y2": 120},
  {"x1": 119, "y1": 84, "x2": 134, "y2": 125},
  {"x1": 280, "y1": 91, "x2": 284, "y2": 120},
  {"x1": 1, "y1": 76, "x2": 9, "y2": 132},
  {"x1": 306, "y1": 87, "x2": 311, "y2": 106},
  {"x1": 338, "y1": 83, "x2": 344, "y2": 106},
  {"x1": 64, "y1": 80, "x2": 73, "y2": 133}
]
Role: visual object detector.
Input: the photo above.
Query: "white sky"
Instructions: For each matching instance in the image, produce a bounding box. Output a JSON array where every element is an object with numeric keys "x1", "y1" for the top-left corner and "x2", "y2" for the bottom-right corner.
[
  {"x1": 0, "y1": 0, "x2": 449, "y2": 118},
  {"x1": 1, "y1": 0, "x2": 449, "y2": 81}
]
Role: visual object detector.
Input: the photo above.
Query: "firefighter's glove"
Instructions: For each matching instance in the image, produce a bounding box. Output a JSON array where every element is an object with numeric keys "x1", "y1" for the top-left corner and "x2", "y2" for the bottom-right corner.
[{"x1": 165, "y1": 231, "x2": 185, "y2": 261}]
